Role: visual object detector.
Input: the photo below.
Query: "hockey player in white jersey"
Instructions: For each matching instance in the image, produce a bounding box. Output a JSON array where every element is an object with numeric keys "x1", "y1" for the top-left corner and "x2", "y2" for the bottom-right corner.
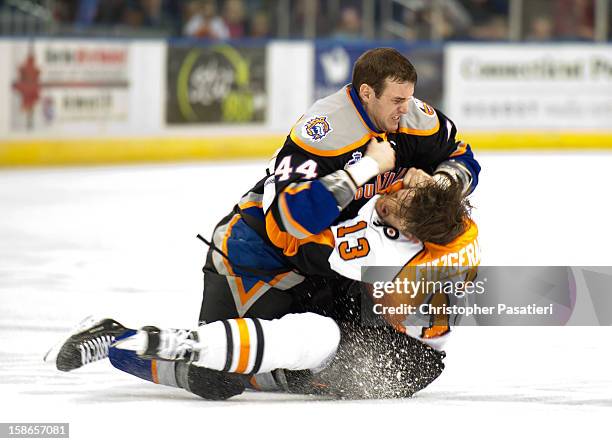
[{"x1": 46, "y1": 174, "x2": 478, "y2": 400}]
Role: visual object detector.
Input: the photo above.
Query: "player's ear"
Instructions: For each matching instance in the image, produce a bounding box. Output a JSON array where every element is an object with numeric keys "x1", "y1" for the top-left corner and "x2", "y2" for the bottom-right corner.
[
  {"x1": 359, "y1": 83, "x2": 373, "y2": 102},
  {"x1": 377, "y1": 197, "x2": 390, "y2": 217}
]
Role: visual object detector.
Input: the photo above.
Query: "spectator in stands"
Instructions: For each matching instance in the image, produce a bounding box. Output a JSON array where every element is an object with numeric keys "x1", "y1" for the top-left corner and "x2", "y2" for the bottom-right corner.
[
  {"x1": 289, "y1": 0, "x2": 328, "y2": 38},
  {"x1": 249, "y1": 9, "x2": 270, "y2": 38},
  {"x1": 331, "y1": 6, "x2": 362, "y2": 40},
  {"x1": 223, "y1": 0, "x2": 246, "y2": 39},
  {"x1": 183, "y1": 0, "x2": 229, "y2": 39},
  {"x1": 75, "y1": 0, "x2": 99, "y2": 26},
  {"x1": 526, "y1": 15, "x2": 554, "y2": 41},
  {"x1": 93, "y1": 0, "x2": 127, "y2": 26},
  {"x1": 122, "y1": 0, "x2": 162, "y2": 27},
  {"x1": 555, "y1": 0, "x2": 594, "y2": 40},
  {"x1": 399, "y1": 0, "x2": 472, "y2": 41},
  {"x1": 54, "y1": 0, "x2": 79, "y2": 23},
  {"x1": 456, "y1": 0, "x2": 508, "y2": 40}
]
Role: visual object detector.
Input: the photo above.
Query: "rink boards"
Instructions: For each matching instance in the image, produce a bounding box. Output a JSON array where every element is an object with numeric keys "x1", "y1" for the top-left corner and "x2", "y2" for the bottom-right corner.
[{"x1": 0, "y1": 39, "x2": 611, "y2": 166}]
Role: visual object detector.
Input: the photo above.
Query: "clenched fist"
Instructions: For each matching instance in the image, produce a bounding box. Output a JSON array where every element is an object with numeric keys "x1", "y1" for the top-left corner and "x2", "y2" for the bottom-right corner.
[
  {"x1": 365, "y1": 138, "x2": 395, "y2": 174},
  {"x1": 403, "y1": 167, "x2": 434, "y2": 188}
]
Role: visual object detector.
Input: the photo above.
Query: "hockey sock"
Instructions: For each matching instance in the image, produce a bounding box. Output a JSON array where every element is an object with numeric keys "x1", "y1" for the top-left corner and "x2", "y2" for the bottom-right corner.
[
  {"x1": 108, "y1": 330, "x2": 187, "y2": 388},
  {"x1": 193, "y1": 312, "x2": 341, "y2": 375}
]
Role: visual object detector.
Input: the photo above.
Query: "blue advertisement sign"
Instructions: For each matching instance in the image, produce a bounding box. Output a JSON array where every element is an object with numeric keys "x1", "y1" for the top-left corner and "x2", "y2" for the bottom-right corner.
[{"x1": 314, "y1": 42, "x2": 444, "y2": 108}]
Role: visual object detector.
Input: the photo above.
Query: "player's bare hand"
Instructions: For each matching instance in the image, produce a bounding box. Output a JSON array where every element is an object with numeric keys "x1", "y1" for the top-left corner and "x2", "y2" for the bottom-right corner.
[
  {"x1": 403, "y1": 168, "x2": 434, "y2": 188},
  {"x1": 365, "y1": 138, "x2": 395, "y2": 173}
]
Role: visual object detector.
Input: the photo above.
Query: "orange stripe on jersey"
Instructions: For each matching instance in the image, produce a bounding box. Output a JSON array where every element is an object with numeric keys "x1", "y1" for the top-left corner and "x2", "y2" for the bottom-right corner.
[
  {"x1": 239, "y1": 201, "x2": 263, "y2": 210},
  {"x1": 450, "y1": 142, "x2": 468, "y2": 158},
  {"x1": 220, "y1": 214, "x2": 289, "y2": 306},
  {"x1": 279, "y1": 192, "x2": 313, "y2": 237},
  {"x1": 220, "y1": 214, "x2": 242, "y2": 277},
  {"x1": 151, "y1": 360, "x2": 159, "y2": 384},
  {"x1": 397, "y1": 117, "x2": 440, "y2": 136},
  {"x1": 265, "y1": 211, "x2": 335, "y2": 257},
  {"x1": 289, "y1": 128, "x2": 374, "y2": 157},
  {"x1": 235, "y1": 319, "x2": 250, "y2": 373},
  {"x1": 284, "y1": 182, "x2": 311, "y2": 195}
]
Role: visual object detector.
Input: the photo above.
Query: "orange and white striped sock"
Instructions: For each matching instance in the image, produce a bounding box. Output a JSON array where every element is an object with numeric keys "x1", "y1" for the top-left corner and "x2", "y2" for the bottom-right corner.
[{"x1": 193, "y1": 313, "x2": 340, "y2": 375}]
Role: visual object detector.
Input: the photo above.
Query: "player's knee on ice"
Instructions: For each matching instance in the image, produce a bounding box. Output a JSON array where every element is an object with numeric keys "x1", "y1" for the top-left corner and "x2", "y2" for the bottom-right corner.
[
  {"x1": 264, "y1": 313, "x2": 341, "y2": 373},
  {"x1": 192, "y1": 312, "x2": 341, "y2": 375}
]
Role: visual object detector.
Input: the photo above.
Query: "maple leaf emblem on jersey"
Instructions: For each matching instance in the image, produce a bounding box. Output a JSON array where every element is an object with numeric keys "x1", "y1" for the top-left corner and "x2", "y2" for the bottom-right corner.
[{"x1": 303, "y1": 116, "x2": 333, "y2": 141}]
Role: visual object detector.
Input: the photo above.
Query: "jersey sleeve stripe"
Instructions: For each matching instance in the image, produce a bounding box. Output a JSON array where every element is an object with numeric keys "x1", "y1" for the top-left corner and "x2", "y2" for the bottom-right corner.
[
  {"x1": 279, "y1": 192, "x2": 313, "y2": 238},
  {"x1": 265, "y1": 210, "x2": 335, "y2": 256},
  {"x1": 239, "y1": 200, "x2": 263, "y2": 210},
  {"x1": 284, "y1": 182, "x2": 312, "y2": 195},
  {"x1": 450, "y1": 141, "x2": 468, "y2": 158}
]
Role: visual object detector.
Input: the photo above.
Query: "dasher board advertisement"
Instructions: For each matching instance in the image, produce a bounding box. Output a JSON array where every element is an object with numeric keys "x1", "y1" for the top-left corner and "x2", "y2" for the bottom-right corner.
[
  {"x1": 10, "y1": 40, "x2": 131, "y2": 133},
  {"x1": 445, "y1": 44, "x2": 612, "y2": 130}
]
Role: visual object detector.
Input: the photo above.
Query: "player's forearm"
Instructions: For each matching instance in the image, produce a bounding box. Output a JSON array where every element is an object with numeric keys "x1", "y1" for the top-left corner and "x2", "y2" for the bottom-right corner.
[
  {"x1": 268, "y1": 158, "x2": 379, "y2": 240},
  {"x1": 435, "y1": 143, "x2": 480, "y2": 195}
]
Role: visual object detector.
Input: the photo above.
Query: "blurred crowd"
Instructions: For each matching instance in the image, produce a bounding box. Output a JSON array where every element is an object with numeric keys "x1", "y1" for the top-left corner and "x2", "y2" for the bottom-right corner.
[
  {"x1": 0, "y1": 0, "x2": 609, "y2": 40},
  {"x1": 49, "y1": 0, "x2": 273, "y2": 37}
]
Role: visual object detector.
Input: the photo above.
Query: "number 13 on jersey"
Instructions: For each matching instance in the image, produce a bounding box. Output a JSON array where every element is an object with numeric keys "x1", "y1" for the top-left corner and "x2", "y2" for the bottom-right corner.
[{"x1": 337, "y1": 221, "x2": 370, "y2": 260}]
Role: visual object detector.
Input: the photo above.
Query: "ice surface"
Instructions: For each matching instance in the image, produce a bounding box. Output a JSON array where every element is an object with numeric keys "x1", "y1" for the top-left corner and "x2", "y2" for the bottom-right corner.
[{"x1": 1, "y1": 154, "x2": 611, "y2": 443}]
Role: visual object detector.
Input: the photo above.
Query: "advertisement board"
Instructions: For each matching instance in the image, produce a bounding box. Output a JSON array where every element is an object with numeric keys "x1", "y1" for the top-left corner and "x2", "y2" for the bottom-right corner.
[
  {"x1": 314, "y1": 42, "x2": 443, "y2": 108},
  {"x1": 445, "y1": 44, "x2": 612, "y2": 130},
  {"x1": 166, "y1": 43, "x2": 267, "y2": 124},
  {"x1": 10, "y1": 40, "x2": 131, "y2": 132}
]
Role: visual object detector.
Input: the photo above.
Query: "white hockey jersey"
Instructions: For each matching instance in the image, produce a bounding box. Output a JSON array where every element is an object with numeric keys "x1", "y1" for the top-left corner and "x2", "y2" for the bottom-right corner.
[
  {"x1": 328, "y1": 196, "x2": 423, "y2": 282},
  {"x1": 328, "y1": 195, "x2": 480, "y2": 351}
]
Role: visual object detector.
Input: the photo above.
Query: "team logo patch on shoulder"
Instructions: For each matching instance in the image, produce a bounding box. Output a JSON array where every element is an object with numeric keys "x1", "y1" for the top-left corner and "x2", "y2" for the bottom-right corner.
[
  {"x1": 302, "y1": 116, "x2": 333, "y2": 142},
  {"x1": 413, "y1": 98, "x2": 436, "y2": 116}
]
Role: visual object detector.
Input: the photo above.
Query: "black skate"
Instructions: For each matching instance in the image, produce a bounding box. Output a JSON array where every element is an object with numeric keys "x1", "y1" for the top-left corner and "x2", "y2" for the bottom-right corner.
[{"x1": 44, "y1": 316, "x2": 128, "y2": 372}]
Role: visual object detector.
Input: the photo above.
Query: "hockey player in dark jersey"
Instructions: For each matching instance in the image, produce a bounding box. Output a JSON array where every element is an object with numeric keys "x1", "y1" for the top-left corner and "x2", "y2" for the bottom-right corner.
[
  {"x1": 46, "y1": 177, "x2": 477, "y2": 400},
  {"x1": 45, "y1": 47, "x2": 481, "y2": 399},
  {"x1": 198, "y1": 47, "x2": 480, "y2": 322}
]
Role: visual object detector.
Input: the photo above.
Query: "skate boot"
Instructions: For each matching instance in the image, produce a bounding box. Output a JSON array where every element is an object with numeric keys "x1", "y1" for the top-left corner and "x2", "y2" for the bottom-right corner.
[
  {"x1": 44, "y1": 316, "x2": 128, "y2": 372},
  {"x1": 113, "y1": 326, "x2": 199, "y2": 361}
]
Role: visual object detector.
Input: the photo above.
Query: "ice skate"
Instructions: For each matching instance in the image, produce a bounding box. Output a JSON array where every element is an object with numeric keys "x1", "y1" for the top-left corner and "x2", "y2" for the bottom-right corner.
[
  {"x1": 44, "y1": 316, "x2": 128, "y2": 372},
  {"x1": 113, "y1": 326, "x2": 200, "y2": 361}
]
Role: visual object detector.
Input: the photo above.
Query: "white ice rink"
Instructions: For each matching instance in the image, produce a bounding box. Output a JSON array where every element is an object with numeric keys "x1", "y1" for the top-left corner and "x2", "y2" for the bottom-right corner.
[{"x1": 1, "y1": 153, "x2": 611, "y2": 443}]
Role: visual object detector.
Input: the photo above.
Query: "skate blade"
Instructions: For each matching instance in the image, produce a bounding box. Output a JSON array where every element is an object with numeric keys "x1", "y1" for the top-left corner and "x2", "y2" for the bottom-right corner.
[{"x1": 42, "y1": 315, "x2": 99, "y2": 364}]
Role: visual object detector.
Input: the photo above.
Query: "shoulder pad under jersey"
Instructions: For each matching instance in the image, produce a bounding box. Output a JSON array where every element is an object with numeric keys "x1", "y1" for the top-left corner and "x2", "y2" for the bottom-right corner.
[
  {"x1": 397, "y1": 97, "x2": 440, "y2": 137},
  {"x1": 290, "y1": 87, "x2": 379, "y2": 157}
]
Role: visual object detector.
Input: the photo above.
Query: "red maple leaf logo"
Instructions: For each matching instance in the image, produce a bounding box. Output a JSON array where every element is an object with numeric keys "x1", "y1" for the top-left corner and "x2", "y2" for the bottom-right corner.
[{"x1": 12, "y1": 51, "x2": 42, "y2": 112}]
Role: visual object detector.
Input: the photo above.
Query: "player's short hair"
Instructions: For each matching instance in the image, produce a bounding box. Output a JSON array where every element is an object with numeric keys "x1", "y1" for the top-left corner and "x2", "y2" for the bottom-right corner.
[
  {"x1": 352, "y1": 48, "x2": 417, "y2": 98},
  {"x1": 399, "y1": 180, "x2": 472, "y2": 245}
]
